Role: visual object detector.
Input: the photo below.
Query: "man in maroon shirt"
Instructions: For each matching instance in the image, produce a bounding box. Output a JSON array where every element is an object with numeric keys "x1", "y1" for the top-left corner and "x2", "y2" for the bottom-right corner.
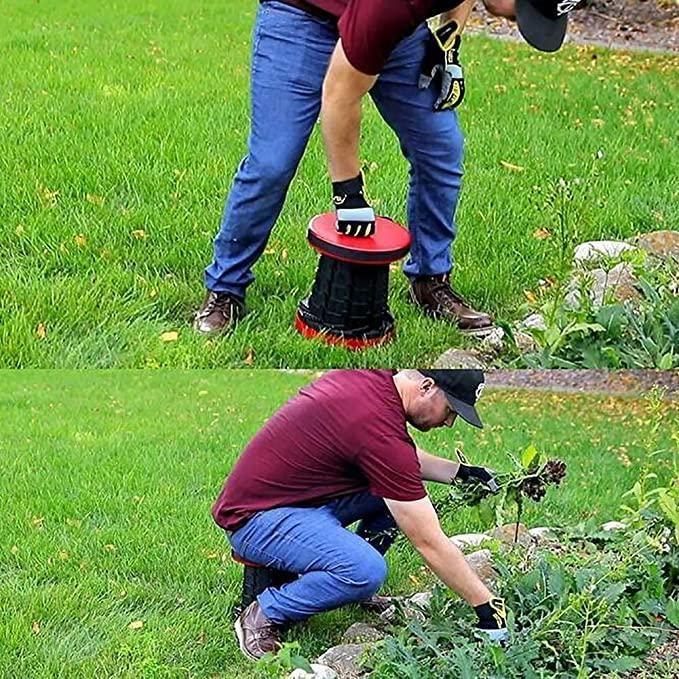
[
  {"x1": 197, "y1": 0, "x2": 582, "y2": 337},
  {"x1": 213, "y1": 369, "x2": 509, "y2": 659}
]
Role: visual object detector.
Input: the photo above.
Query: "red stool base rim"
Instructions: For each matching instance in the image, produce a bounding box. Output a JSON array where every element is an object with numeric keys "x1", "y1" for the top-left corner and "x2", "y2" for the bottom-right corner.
[
  {"x1": 295, "y1": 312, "x2": 394, "y2": 350},
  {"x1": 231, "y1": 550, "x2": 264, "y2": 568},
  {"x1": 308, "y1": 213, "x2": 410, "y2": 265}
]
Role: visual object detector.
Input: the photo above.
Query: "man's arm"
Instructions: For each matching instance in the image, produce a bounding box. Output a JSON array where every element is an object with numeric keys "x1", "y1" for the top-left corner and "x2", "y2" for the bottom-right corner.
[
  {"x1": 320, "y1": 40, "x2": 377, "y2": 182},
  {"x1": 417, "y1": 446, "x2": 460, "y2": 483},
  {"x1": 417, "y1": 446, "x2": 501, "y2": 493},
  {"x1": 384, "y1": 495, "x2": 491, "y2": 606}
]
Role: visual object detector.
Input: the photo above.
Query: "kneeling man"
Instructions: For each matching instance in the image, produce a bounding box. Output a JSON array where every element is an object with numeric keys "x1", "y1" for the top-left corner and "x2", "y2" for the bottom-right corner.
[{"x1": 212, "y1": 369, "x2": 508, "y2": 659}]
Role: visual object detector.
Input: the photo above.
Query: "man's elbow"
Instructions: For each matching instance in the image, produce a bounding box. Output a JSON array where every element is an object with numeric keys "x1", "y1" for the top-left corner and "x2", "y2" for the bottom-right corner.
[{"x1": 408, "y1": 528, "x2": 448, "y2": 555}]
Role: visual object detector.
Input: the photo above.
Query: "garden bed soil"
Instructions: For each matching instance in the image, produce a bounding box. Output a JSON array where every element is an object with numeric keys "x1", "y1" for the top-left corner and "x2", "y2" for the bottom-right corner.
[
  {"x1": 487, "y1": 369, "x2": 679, "y2": 398},
  {"x1": 469, "y1": 0, "x2": 679, "y2": 53}
]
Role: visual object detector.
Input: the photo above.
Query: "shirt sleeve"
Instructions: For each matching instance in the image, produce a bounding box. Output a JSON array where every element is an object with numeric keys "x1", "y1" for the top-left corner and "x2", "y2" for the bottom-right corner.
[
  {"x1": 356, "y1": 436, "x2": 426, "y2": 502},
  {"x1": 338, "y1": 0, "x2": 463, "y2": 75}
]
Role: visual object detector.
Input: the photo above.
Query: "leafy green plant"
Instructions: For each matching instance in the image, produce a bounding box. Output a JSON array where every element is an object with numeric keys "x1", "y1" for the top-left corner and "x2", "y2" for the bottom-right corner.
[
  {"x1": 257, "y1": 641, "x2": 313, "y2": 678},
  {"x1": 441, "y1": 446, "x2": 567, "y2": 530},
  {"x1": 369, "y1": 480, "x2": 678, "y2": 678},
  {"x1": 513, "y1": 252, "x2": 679, "y2": 369}
]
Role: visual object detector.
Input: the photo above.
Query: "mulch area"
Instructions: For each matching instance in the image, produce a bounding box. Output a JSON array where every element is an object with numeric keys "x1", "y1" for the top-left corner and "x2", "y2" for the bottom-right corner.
[
  {"x1": 468, "y1": 0, "x2": 679, "y2": 53},
  {"x1": 487, "y1": 369, "x2": 679, "y2": 399}
]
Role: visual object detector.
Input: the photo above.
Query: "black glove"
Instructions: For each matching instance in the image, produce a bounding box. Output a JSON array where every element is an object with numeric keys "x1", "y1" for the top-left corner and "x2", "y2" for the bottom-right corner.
[
  {"x1": 418, "y1": 25, "x2": 465, "y2": 111},
  {"x1": 455, "y1": 463, "x2": 500, "y2": 493},
  {"x1": 331, "y1": 173, "x2": 375, "y2": 238},
  {"x1": 474, "y1": 597, "x2": 510, "y2": 644}
]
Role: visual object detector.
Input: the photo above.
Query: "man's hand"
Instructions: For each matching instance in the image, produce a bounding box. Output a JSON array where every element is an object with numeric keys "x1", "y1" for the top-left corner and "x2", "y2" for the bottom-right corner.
[
  {"x1": 418, "y1": 23, "x2": 465, "y2": 110},
  {"x1": 474, "y1": 597, "x2": 510, "y2": 644},
  {"x1": 332, "y1": 173, "x2": 375, "y2": 237},
  {"x1": 455, "y1": 463, "x2": 500, "y2": 493}
]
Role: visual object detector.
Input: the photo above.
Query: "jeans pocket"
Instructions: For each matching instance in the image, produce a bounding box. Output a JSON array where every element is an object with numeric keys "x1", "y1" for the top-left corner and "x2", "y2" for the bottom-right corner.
[{"x1": 253, "y1": 2, "x2": 334, "y2": 90}]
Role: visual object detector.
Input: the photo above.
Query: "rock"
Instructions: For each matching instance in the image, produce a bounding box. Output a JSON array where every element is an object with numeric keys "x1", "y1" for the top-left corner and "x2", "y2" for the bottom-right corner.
[
  {"x1": 634, "y1": 230, "x2": 679, "y2": 259},
  {"x1": 472, "y1": 326, "x2": 506, "y2": 352},
  {"x1": 433, "y1": 349, "x2": 486, "y2": 369},
  {"x1": 528, "y1": 526, "x2": 556, "y2": 544},
  {"x1": 342, "y1": 623, "x2": 385, "y2": 644},
  {"x1": 401, "y1": 591, "x2": 433, "y2": 622},
  {"x1": 520, "y1": 313, "x2": 547, "y2": 332},
  {"x1": 573, "y1": 240, "x2": 635, "y2": 264},
  {"x1": 316, "y1": 644, "x2": 367, "y2": 678},
  {"x1": 601, "y1": 521, "x2": 627, "y2": 532},
  {"x1": 491, "y1": 523, "x2": 536, "y2": 550},
  {"x1": 608, "y1": 261, "x2": 636, "y2": 283},
  {"x1": 450, "y1": 533, "x2": 491, "y2": 550},
  {"x1": 408, "y1": 591, "x2": 433, "y2": 610},
  {"x1": 513, "y1": 330, "x2": 539, "y2": 353},
  {"x1": 288, "y1": 664, "x2": 338, "y2": 679},
  {"x1": 567, "y1": 263, "x2": 638, "y2": 310},
  {"x1": 464, "y1": 549, "x2": 497, "y2": 589},
  {"x1": 564, "y1": 268, "x2": 603, "y2": 309},
  {"x1": 608, "y1": 262, "x2": 640, "y2": 302}
]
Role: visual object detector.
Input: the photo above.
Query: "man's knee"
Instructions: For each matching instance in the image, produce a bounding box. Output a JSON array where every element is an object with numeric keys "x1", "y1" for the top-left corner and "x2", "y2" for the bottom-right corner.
[
  {"x1": 341, "y1": 549, "x2": 388, "y2": 599},
  {"x1": 244, "y1": 150, "x2": 299, "y2": 191}
]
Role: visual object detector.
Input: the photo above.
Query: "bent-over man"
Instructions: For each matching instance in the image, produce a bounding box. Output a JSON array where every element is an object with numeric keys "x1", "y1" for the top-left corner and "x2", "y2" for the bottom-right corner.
[{"x1": 212, "y1": 369, "x2": 509, "y2": 659}]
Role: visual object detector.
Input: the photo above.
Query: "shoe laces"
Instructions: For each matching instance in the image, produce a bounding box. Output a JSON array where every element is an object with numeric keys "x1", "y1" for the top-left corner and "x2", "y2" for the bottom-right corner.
[
  {"x1": 426, "y1": 276, "x2": 466, "y2": 305},
  {"x1": 201, "y1": 292, "x2": 240, "y2": 317}
]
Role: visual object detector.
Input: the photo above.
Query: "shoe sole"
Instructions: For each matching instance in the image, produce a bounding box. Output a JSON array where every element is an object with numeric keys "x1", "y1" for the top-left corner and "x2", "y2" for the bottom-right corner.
[{"x1": 234, "y1": 617, "x2": 259, "y2": 662}]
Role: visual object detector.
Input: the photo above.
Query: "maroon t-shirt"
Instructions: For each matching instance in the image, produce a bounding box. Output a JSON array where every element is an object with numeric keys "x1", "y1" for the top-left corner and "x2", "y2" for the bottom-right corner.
[
  {"x1": 212, "y1": 370, "x2": 426, "y2": 531},
  {"x1": 271, "y1": 0, "x2": 463, "y2": 75}
]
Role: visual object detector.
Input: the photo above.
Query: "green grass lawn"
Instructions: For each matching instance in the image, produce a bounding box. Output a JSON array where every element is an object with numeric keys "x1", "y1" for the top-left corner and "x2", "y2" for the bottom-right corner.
[
  {"x1": 1, "y1": 1, "x2": 678, "y2": 367},
  {"x1": 1, "y1": 370, "x2": 676, "y2": 677}
]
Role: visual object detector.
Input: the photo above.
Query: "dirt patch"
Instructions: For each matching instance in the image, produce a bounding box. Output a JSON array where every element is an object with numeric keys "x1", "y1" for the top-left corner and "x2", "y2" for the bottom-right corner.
[
  {"x1": 633, "y1": 632, "x2": 679, "y2": 677},
  {"x1": 469, "y1": 0, "x2": 679, "y2": 53},
  {"x1": 487, "y1": 369, "x2": 679, "y2": 398}
]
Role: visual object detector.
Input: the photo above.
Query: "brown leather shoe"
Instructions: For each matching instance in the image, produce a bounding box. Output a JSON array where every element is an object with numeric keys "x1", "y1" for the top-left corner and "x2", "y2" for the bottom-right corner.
[
  {"x1": 409, "y1": 274, "x2": 493, "y2": 333},
  {"x1": 234, "y1": 600, "x2": 282, "y2": 660},
  {"x1": 194, "y1": 291, "x2": 245, "y2": 335}
]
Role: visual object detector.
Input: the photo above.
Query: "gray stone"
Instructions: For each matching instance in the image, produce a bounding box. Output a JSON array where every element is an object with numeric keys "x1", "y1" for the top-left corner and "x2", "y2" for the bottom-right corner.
[
  {"x1": 408, "y1": 591, "x2": 433, "y2": 608},
  {"x1": 520, "y1": 313, "x2": 547, "y2": 332},
  {"x1": 491, "y1": 523, "x2": 536, "y2": 550},
  {"x1": 472, "y1": 326, "x2": 506, "y2": 352},
  {"x1": 608, "y1": 262, "x2": 640, "y2": 301},
  {"x1": 634, "y1": 230, "x2": 679, "y2": 259},
  {"x1": 528, "y1": 527, "x2": 556, "y2": 544},
  {"x1": 317, "y1": 644, "x2": 367, "y2": 678},
  {"x1": 464, "y1": 549, "x2": 497, "y2": 589},
  {"x1": 288, "y1": 664, "x2": 338, "y2": 679},
  {"x1": 342, "y1": 623, "x2": 386, "y2": 644},
  {"x1": 513, "y1": 330, "x2": 539, "y2": 353},
  {"x1": 574, "y1": 240, "x2": 635, "y2": 264},
  {"x1": 601, "y1": 521, "x2": 627, "y2": 532},
  {"x1": 450, "y1": 533, "x2": 491, "y2": 550},
  {"x1": 567, "y1": 263, "x2": 638, "y2": 310},
  {"x1": 433, "y1": 348, "x2": 486, "y2": 369}
]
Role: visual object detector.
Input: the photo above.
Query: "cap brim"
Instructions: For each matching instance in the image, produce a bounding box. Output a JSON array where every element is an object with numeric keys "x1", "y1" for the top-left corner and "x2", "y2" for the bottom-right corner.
[
  {"x1": 516, "y1": 0, "x2": 568, "y2": 52},
  {"x1": 446, "y1": 394, "x2": 483, "y2": 429}
]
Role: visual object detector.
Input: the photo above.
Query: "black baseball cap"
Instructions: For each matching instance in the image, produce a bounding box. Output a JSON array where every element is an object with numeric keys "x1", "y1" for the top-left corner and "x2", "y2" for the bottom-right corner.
[
  {"x1": 517, "y1": 0, "x2": 582, "y2": 53},
  {"x1": 419, "y1": 369, "x2": 485, "y2": 429}
]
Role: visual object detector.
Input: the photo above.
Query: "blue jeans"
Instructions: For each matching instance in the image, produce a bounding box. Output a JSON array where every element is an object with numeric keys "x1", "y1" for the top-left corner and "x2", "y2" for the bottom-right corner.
[
  {"x1": 227, "y1": 491, "x2": 399, "y2": 624},
  {"x1": 204, "y1": 1, "x2": 464, "y2": 298}
]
